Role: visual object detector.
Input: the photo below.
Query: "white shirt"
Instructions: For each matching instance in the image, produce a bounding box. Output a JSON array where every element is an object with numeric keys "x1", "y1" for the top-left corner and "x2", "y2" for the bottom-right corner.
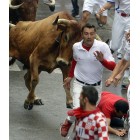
[{"x1": 73, "y1": 39, "x2": 114, "y2": 84}]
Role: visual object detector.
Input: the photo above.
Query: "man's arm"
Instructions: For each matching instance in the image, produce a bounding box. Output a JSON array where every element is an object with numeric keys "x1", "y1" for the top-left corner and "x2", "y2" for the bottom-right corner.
[
  {"x1": 106, "y1": 118, "x2": 127, "y2": 137},
  {"x1": 63, "y1": 59, "x2": 76, "y2": 89},
  {"x1": 105, "y1": 59, "x2": 129, "y2": 87},
  {"x1": 100, "y1": 59, "x2": 116, "y2": 71},
  {"x1": 94, "y1": 51, "x2": 116, "y2": 71},
  {"x1": 113, "y1": 61, "x2": 130, "y2": 86},
  {"x1": 98, "y1": 1, "x2": 114, "y2": 15}
]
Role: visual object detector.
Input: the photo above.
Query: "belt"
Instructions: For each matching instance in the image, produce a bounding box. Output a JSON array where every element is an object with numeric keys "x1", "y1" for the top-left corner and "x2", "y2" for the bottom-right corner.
[
  {"x1": 76, "y1": 78, "x2": 101, "y2": 86},
  {"x1": 118, "y1": 12, "x2": 130, "y2": 17}
]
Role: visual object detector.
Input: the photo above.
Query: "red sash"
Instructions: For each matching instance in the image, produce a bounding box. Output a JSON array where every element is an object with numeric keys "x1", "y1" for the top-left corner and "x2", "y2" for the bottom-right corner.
[{"x1": 67, "y1": 107, "x2": 100, "y2": 119}]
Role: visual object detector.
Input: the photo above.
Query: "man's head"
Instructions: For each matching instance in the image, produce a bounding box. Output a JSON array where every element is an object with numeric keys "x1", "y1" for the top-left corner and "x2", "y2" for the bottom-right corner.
[
  {"x1": 81, "y1": 23, "x2": 96, "y2": 47},
  {"x1": 79, "y1": 86, "x2": 98, "y2": 109},
  {"x1": 114, "y1": 100, "x2": 129, "y2": 117}
]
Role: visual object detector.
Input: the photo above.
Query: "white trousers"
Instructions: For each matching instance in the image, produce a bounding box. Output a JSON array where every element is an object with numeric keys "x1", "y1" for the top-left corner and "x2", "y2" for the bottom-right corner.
[
  {"x1": 71, "y1": 79, "x2": 102, "y2": 108},
  {"x1": 111, "y1": 11, "x2": 130, "y2": 52},
  {"x1": 117, "y1": 35, "x2": 127, "y2": 54}
]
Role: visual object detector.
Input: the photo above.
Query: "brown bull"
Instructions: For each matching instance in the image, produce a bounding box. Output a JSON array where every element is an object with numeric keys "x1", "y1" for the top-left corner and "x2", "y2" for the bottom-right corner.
[
  {"x1": 9, "y1": 0, "x2": 56, "y2": 24},
  {"x1": 9, "y1": 11, "x2": 82, "y2": 110}
]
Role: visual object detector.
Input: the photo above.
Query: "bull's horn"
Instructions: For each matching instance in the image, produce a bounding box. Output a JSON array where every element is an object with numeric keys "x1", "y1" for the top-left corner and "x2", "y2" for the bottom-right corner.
[
  {"x1": 57, "y1": 19, "x2": 78, "y2": 27},
  {"x1": 9, "y1": 23, "x2": 15, "y2": 28},
  {"x1": 44, "y1": 0, "x2": 55, "y2": 6},
  {"x1": 9, "y1": 0, "x2": 23, "y2": 9},
  {"x1": 57, "y1": 19, "x2": 71, "y2": 26}
]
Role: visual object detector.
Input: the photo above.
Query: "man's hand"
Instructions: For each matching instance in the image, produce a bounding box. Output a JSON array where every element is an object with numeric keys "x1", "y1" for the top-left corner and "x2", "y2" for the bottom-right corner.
[
  {"x1": 105, "y1": 77, "x2": 114, "y2": 87},
  {"x1": 115, "y1": 129, "x2": 127, "y2": 137},
  {"x1": 98, "y1": 7, "x2": 106, "y2": 15},
  {"x1": 98, "y1": 2, "x2": 113, "y2": 15},
  {"x1": 105, "y1": 75, "x2": 122, "y2": 87},
  {"x1": 107, "y1": 118, "x2": 127, "y2": 137},
  {"x1": 63, "y1": 77, "x2": 72, "y2": 89},
  {"x1": 94, "y1": 51, "x2": 104, "y2": 61},
  {"x1": 113, "y1": 73, "x2": 123, "y2": 86}
]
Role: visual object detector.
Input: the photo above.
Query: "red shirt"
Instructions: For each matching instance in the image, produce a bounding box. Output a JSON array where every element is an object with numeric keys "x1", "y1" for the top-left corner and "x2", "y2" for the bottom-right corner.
[{"x1": 97, "y1": 91, "x2": 128, "y2": 119}]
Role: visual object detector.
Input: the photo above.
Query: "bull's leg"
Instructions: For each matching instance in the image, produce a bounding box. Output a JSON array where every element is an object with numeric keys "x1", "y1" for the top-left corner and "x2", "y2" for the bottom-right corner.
[
  {"x1": 60, "y1": 66, "x2": 73, "y2": 109},
  {"x1": 24, "y1": 54, "x2": 43, "y2": 110},
  {"x1": 24, "y1": 70, "x2": 31, "y2": 91},
  {"x1": 63, "y1": 86, "x2": 73, "y2": 108},
  {"x1": 24, "y1": 70, "x2": 43, "y2": 105}
]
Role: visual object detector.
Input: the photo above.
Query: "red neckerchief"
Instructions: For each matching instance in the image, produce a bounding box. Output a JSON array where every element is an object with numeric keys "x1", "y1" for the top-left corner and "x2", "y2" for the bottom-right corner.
[
  {"x1": 67, "y1": 107, "x2": 100, "y2": 119},
  {"x1": 82, "y1": 43, "x2": 91, "y2": 51}
]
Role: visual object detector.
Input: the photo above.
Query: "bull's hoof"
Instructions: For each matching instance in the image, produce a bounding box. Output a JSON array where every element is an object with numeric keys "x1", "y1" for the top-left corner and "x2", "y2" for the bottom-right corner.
[
  {"x1": 49, "y1": 6, "x2": 55, "y2": 12},
  {"x1": 24, "y1": 100, "x2": 34, "y2": 110},
  {"x1": 66, "y1": 103, "x2": 73, "y2": 109},
  {"x1": 34, "y1": 99, "x2": 44, "y2": 105}
]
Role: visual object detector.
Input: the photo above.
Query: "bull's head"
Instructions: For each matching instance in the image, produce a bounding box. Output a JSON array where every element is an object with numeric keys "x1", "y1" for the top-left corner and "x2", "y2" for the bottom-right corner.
[{"x1": 53, "y1": 16, "x2": 81, "y2": 67}]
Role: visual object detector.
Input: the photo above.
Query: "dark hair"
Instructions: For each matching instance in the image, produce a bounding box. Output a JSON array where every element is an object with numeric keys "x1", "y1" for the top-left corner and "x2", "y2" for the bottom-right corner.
[
  {"x1": 81, "y1": 23, "x2": 96, "y2": 32},
  {"x1": 114, "y1": 100, "x2": 129, "y2": 114},
  {"x1": 82, "y1": 86, "x2": 98, "y2": 105}
]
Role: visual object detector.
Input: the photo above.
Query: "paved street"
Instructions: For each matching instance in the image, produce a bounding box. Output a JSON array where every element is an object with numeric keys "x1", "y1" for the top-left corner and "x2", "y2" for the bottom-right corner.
[{"x1": 9, "y1": 0, "x2": 128, "y2": 140}]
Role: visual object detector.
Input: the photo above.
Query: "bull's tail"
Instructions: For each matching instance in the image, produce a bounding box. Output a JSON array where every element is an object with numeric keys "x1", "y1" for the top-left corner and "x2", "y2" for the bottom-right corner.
[{"x1": 9, "y1": 58, "x2": 16, "y2": 65}]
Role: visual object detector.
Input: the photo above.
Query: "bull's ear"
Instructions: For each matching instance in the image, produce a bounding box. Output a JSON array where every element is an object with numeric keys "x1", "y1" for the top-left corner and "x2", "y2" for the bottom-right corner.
[{"x1": 52, "y1": 16, "x2": 59, "y2": 25}]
